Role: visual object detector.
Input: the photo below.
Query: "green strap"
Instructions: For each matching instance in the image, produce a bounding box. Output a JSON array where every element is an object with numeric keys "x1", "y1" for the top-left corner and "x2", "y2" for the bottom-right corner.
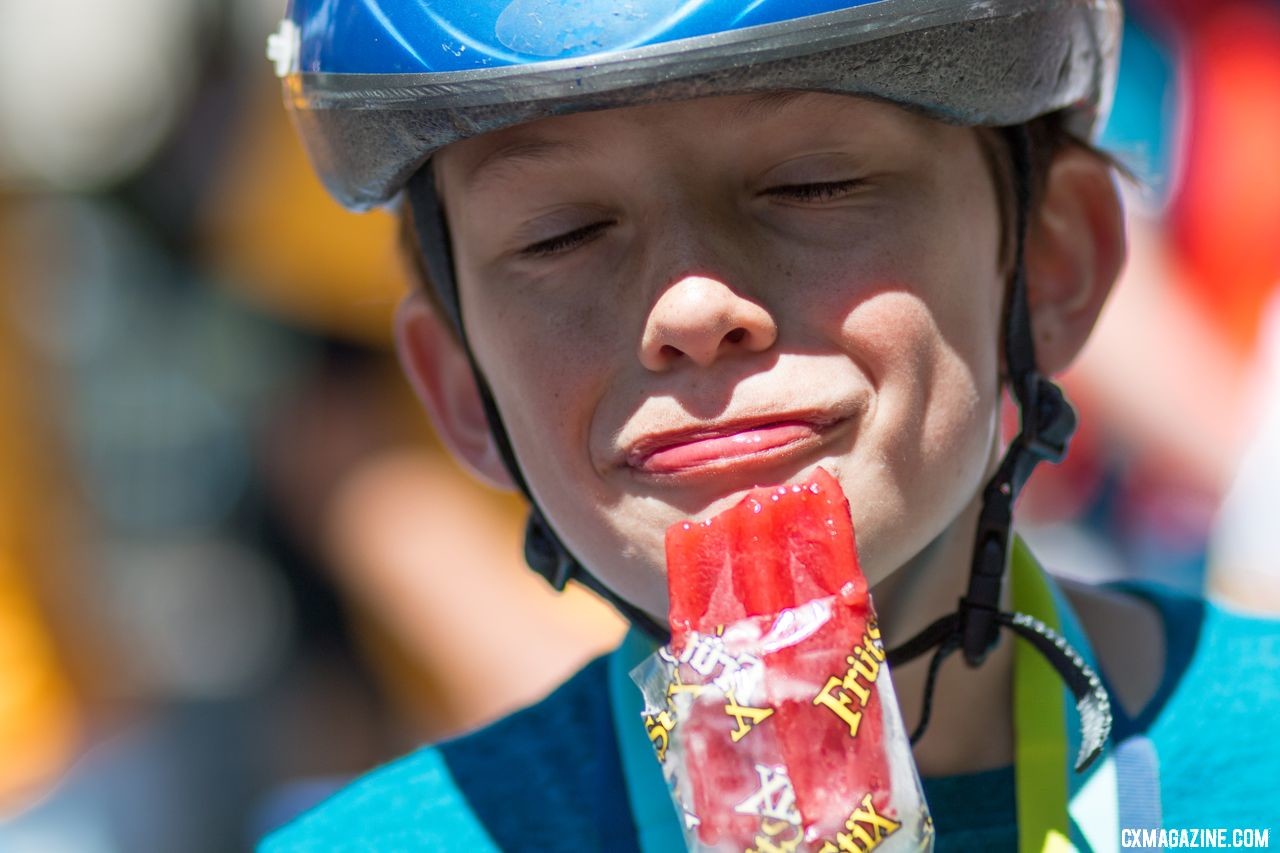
[
  {"x1": 1011, "y1": 537, "x2": 1073, "y2": 852},
  {"x1": 1012, "y1": 537, "x2": 1129, "y2": 853}
]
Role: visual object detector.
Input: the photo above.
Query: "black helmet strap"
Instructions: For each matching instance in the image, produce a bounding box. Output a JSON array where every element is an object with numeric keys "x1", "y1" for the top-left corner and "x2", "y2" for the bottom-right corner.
[
  {"x1": 883, "y1": 126, "x2": 1109, "y2": 770},
  {"x1": 405, "y1": 167, "x2": 671, "y2": 643}
]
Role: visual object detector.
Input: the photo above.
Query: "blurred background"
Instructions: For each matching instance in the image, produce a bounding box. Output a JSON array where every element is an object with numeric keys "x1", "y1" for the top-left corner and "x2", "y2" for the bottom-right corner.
[{"x1": 0, "y1": 0, "x2": 1277, "y2": 849}]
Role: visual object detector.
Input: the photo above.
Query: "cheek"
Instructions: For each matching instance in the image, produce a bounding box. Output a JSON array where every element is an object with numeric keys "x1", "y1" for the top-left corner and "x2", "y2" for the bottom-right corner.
[
  {"x1": 816, "y1": 288, "x2": 1000, "y2": 581},
  {"x1": 841, "y1": 290, "x2": 998, "y2": 452},
  {"x1": 467, "y1": 279, "x2": 613, "y2": 412},
  {"x1": 803, "y1": 193, "x2": 1004, "y2": 558},
  {"x1": 462, "y1": 278, "x2": 627, "y2": 507}
]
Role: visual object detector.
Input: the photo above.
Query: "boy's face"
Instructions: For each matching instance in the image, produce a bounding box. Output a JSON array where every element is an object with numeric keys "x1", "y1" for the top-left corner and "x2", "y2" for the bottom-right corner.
[{"x1": 431, "y1": 93, "x2": 1009, "y2": 619}]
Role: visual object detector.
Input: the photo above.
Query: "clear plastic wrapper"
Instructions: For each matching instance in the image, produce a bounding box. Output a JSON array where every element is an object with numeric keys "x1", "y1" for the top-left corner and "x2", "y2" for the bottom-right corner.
[{"x1": 631, "y1": 469, "x2": 933, "y2": 852}]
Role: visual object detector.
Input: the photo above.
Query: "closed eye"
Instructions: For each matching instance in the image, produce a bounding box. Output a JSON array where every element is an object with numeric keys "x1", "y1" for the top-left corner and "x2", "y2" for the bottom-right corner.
[
  {"x1": 763, "y1": 179, "x2": 864, "y2": 203},
  {"x1": 520, "y1": 220, "x2": 615, "y2": 257}
]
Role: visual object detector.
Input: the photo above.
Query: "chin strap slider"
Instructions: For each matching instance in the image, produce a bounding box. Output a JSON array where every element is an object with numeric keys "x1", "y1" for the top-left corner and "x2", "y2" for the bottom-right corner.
[{"x1": 1020, "y1": 374, "x2": 1076, "y2": 468}]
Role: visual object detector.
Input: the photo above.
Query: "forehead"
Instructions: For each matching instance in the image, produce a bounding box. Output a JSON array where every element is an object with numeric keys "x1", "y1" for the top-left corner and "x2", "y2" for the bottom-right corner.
[{"x1": 434, "y1": 92, "x2": 942, "y2": 193}]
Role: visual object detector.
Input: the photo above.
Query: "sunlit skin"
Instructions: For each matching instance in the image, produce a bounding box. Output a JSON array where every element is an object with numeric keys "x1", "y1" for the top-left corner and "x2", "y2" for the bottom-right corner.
[
  {"x1": 406, "y1": 92, "x2": 1142, "y2": 775},
  {"x1": 438, "y1": 93, "x2": 1003, "y2": 611}
]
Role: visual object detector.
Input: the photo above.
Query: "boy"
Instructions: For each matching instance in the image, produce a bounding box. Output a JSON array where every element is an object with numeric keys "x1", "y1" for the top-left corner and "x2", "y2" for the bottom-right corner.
[{"x1": 263, "y1": 1, "x2": 1280, "y2": 849}]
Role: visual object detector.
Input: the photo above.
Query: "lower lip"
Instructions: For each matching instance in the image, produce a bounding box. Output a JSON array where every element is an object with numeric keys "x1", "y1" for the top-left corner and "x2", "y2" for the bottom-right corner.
[{"x1": 634, "y1": 421, "x2": 828, "y2": 475}]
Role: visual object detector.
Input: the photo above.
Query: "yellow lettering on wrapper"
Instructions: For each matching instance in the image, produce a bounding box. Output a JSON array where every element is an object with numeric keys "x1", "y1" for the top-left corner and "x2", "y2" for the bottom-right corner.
[
  {"x1": 839, "y1": 662, "x2": 874, "y2": 705},
  {"x1": 849, "y1": 623, "x2": 886, "y2": 681},
  {"x1": 748, "y1": 835, "x2": 801, "y2": 853},
  {"x1": 816, "y1": 792, "x2": 901, "y2": 852},
  {"x1": 666, "y1": 673, "x2": 704, "y2": 704},
  {"x1": 724, "y1": 690, "x2": 774, "y2": 743},
  {"x1": 844, "y1": 793, "x2": 900, "y2": 848},
  {"x1": 814, "y1": 675, "x2": 864, "y2": 736},
  {"x1": 746, "y1": 818, "x2": 803, "y2": 853},
  {"x1": 848, "y1": 645, "x2": 881, "y2": 684},
  {"x1": 644, "y1": 711, "x2": 676, "y2": 762},
  {"x1": 814, "y1": 623, "x2": 886, "y2": 738}
]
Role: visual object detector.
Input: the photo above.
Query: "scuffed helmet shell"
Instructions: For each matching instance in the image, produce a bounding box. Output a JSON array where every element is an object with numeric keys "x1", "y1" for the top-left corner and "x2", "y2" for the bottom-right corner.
[{"x1": 281, "y1": 0, "x2": 1120, "y2": 210}]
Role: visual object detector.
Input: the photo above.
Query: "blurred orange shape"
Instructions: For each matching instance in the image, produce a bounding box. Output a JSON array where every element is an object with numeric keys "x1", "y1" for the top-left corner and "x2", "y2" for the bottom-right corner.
[{"x1": 0, "y1": 561, "x2": 80, "y2": 813}]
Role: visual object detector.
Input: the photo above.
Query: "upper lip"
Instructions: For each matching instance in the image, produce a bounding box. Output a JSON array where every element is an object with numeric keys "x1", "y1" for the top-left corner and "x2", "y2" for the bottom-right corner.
[{"x1": 621, "y1": 410, "x2": 842, "y2": 469}]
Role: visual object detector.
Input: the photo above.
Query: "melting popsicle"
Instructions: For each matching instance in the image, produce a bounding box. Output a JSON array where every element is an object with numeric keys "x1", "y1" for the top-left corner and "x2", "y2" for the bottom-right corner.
[{"x1": 656, "y1": 467, "x2": 905, "y2": 850}]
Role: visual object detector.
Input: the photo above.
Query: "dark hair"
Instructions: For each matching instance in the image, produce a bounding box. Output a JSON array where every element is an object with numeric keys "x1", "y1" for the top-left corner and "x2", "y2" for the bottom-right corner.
[
  {"x1": 975, "y1": 110, "x2": 1128, "y2": 276},
  {"x1": 400, "y1": 109, "x2": 1123, "y2": 337}
]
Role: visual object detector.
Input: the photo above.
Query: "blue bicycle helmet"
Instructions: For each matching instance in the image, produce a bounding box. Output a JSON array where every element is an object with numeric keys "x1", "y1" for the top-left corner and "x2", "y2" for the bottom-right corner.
[{"x1": 270, "y1": 0, "x2": 1121, "y2": 210}]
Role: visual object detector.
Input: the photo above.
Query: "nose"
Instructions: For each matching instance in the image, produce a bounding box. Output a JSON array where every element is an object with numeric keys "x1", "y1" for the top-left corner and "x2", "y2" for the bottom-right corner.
[{"x1": 639, "y1": 275, "x2": 778, "y2": 371}]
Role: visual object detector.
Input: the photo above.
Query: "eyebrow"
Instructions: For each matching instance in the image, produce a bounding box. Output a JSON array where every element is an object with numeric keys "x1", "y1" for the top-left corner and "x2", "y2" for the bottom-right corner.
[{"x1": 462, "y1": 137, "x2": 595, "y2": 193}]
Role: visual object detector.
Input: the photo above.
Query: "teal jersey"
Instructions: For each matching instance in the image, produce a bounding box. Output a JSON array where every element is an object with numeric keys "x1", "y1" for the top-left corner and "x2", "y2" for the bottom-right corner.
[{"x1": 259, "y1": 581, "x2": 1280, "y2": 851}]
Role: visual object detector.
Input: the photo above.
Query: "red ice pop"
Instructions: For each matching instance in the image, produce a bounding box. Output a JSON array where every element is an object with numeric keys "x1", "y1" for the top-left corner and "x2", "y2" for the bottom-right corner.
[
  {"x1": 664, "y1": 468, "x2": 894, "y2": 848},
  {"x1": 667, "y1": 467, "x2": 867, "y2": 642}
]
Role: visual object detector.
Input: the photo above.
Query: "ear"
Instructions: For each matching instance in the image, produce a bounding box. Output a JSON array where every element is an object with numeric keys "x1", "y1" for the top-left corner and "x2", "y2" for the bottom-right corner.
[
  {"x1": 394, "y1": 292, "x2": 517, "y2": 492},
  {"x1": 1023, "y1": 145, "x2": 1127, "y2": 375}
]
